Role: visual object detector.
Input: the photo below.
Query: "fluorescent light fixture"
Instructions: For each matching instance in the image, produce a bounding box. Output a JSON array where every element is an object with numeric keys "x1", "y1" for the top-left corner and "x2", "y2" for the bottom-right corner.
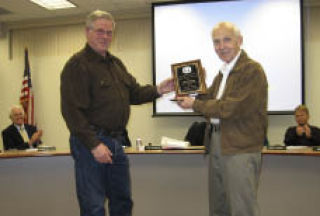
[{"x1": 29, "y1": 0, "x2": 76, "y2": 10}]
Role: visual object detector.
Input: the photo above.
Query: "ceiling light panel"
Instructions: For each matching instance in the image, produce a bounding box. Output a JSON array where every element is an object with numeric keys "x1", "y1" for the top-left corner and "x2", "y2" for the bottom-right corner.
[{"x1": 29, "y1": 0, "x2": 76, "y2": 10}]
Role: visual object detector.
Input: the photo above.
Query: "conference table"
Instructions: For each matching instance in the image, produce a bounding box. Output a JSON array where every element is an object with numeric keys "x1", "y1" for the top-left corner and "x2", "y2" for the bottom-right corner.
[{"x1": 1, "y1": 147, "x2": 320, "y2": 216}]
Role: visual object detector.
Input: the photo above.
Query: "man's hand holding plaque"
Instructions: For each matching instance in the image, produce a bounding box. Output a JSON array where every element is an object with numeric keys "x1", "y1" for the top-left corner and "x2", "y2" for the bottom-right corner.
[{"x1": 171, "y1": 59, "x2": 206, "y2": 101}]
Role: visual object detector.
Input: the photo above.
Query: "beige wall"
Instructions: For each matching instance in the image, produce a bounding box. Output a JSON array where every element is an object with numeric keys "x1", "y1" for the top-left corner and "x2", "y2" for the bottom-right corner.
[{"x1": 0, "y1": 7, "x2": 319, "y2": 151}]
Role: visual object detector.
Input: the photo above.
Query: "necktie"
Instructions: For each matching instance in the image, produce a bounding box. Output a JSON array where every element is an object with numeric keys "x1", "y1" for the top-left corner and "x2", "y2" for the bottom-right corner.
[{"x1": 20, "y1": 127, "x2": 30, "y2": 143}]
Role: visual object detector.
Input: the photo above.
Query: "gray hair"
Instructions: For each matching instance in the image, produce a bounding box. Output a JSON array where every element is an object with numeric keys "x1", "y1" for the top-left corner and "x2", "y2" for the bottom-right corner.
[
  {"x1": 86, "y1": 10, "x2": 116, "y2": 29},
  {"x1": 211, "y1": 21, "x2": 242, "y2": 39},
  {"x1": 9, "y1": 105, "x2": 24, "y2": 118}
]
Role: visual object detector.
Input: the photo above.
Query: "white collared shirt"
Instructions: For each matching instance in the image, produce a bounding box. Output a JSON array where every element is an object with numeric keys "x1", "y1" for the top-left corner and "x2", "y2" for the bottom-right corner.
[
  {"x1": 211, "y1": 50, "x2": 242, "y2": 124},
  {"x1": 14, "y1": 124, "x2": 25, "y2": 131}
]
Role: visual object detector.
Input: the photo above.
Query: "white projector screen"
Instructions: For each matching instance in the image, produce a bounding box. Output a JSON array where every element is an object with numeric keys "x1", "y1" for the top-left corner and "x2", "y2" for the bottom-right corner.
[{"x1": 152, "y1": 0, "x2": 304, "y2": 116}]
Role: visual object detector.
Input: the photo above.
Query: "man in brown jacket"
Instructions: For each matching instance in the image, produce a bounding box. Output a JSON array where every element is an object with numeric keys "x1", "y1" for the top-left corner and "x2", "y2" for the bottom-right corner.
[{"x1": 177, "y1": 22, "x2": 268, "y2": 216}]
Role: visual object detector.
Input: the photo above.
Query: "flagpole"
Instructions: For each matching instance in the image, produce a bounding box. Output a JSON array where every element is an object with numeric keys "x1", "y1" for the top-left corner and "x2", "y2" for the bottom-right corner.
[{"x1": 19, "y1": 48, "x2": 35, "y2": 125}]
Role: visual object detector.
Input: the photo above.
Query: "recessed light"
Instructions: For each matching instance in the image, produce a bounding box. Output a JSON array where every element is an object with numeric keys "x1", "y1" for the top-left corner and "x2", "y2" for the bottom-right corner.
[{"x1": 29, "y1": 0, "x2": 76, "y2": 10}]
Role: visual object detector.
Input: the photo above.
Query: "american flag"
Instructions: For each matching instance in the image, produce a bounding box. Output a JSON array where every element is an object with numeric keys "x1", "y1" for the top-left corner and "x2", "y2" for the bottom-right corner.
[{"x1": 20, "y1": 48, "x2": 35, "y2": 125}]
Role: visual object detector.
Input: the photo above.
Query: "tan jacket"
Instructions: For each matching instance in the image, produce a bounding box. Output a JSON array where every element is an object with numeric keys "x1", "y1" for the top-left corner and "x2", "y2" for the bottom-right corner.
[{"x1": 193, "y1": 50, "x2": 268, "y2": 154}]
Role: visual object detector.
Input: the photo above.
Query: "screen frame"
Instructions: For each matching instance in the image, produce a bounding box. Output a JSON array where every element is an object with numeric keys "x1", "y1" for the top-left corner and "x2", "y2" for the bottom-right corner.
[{"x1": 152, "y1": 0, "x2": 305, "y2": 117}]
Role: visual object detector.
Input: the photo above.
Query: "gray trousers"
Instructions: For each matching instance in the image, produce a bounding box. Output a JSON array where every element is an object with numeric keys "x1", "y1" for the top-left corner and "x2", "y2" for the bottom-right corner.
[{"x1": 208, "y1": 128, "x2": 261, "y2": 216}]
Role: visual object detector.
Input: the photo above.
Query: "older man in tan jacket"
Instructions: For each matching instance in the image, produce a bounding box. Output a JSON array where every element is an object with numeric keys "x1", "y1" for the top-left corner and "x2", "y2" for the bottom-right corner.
[{"x1": 177, "y1": 22, "x2": 268, "y2": 216}]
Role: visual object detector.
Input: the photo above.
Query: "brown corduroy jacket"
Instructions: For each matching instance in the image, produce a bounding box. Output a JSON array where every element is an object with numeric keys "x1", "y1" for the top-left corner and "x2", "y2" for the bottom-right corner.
[{"x1": 193, "y1": 50, "x2": 268, "y2": 155}]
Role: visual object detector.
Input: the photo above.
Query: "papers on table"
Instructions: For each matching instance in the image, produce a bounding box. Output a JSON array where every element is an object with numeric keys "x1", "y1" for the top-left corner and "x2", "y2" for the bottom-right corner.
[
  {"x1": 160, "y1": 136, "x2": 190, "y2": 149},
  {"x1": 25, "y1": 148, "x2": 38, "y2": 152},
  {"x1": 286, "y1": 146, "x2": 311, "y2": 150}
]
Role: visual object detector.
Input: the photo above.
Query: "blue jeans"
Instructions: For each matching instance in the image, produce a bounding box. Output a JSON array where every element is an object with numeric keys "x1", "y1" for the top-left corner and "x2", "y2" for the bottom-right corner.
[{"x1": 70, "y1": 133, "x2": 133, "y2": 216}]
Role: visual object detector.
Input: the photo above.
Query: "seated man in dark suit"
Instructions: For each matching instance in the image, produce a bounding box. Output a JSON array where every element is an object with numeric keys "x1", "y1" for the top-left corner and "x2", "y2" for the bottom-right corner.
[
  {"x1": 284, "y1": 105, "x2": 320, "y2": 146},
  {"x1": 2, "y1": 105, "x2": 43, "y2": 150}
]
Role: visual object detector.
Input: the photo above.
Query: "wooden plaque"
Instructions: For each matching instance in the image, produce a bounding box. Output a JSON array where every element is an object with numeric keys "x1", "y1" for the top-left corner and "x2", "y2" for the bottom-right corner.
[{"x1": 171, "y1": 59, "x2": 206, "y2": 95}]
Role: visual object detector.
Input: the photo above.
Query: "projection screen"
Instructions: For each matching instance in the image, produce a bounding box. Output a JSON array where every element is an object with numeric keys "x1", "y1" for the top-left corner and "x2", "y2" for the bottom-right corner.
[{"x1": 152, "y1": 0, "x2": 304, "y2": 116}]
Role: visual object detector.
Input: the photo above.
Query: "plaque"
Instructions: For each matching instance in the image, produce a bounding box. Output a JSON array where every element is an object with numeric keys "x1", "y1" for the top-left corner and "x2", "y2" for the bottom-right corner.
[{"x1": 171, "y1": 59, "x2": 206, "y2": 95}]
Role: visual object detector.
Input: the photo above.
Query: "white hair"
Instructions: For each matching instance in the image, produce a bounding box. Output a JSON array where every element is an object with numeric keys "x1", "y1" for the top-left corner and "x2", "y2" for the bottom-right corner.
[
  {"x1": 9, "y1": 105, "x2": 24, "y2": 119},
  {"x1": 211, "y1": 21, "x2": 242, "y2": 39}
]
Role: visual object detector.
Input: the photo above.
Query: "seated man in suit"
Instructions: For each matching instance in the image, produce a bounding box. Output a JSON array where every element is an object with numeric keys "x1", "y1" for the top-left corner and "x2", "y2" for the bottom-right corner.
[
  {"x1": 284, "y1": 105, "x2": 320, "y2": 146},
  {"x1": 2, "y1": 105, "x2": 43, "y2": 150}
]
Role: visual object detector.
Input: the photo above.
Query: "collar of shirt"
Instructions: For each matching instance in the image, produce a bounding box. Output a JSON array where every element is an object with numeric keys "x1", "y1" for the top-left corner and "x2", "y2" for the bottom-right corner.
[
  {"x1": 14, "y1": 124, "x2": 25, "y2": 131},
  {"x1": 84, "y1": 43, "x2": 113, "y2": 63},
  {"x1": 217, "y1": 50, "x2": 242, "y2": 98},
  {"x1": 220, "y1": 49, "x2": 242, "y2": 77}
]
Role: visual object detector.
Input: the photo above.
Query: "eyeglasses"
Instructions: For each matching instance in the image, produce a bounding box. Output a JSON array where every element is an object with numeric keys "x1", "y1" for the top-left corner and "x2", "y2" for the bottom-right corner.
[
  {"x1": 91, "y1": 28, "x2": 113, "y2": 37},
  {"x1": 12, "y1": 113, "x2": 24, "y2": 117}
]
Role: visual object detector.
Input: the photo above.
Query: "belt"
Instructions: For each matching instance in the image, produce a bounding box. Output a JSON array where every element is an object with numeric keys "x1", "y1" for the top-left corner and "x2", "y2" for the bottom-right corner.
[
  {"x1": 212, "y1": 123, "x2": 220, "y2": 132},
  {"x1": 104, "y1": 130, "x2": 126, "y2": 137},
  {"x1": 90, "y1": 125, "x2": 126, "y2": 138}
]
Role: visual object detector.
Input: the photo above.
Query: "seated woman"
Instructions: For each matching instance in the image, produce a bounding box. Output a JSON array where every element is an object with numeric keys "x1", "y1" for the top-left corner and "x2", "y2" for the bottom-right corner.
[{"x1": 284, "y1": 105, "x2": 320, "y2": 146}]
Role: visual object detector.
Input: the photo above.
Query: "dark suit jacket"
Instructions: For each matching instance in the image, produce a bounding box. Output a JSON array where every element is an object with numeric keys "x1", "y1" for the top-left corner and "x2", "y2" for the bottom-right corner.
[
  {"x1": 284, "y1": 125, "x2": 320, "y2": 146},
  {"x1": 2, "y1": 124, "x2": 40, "y2": 150}
]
